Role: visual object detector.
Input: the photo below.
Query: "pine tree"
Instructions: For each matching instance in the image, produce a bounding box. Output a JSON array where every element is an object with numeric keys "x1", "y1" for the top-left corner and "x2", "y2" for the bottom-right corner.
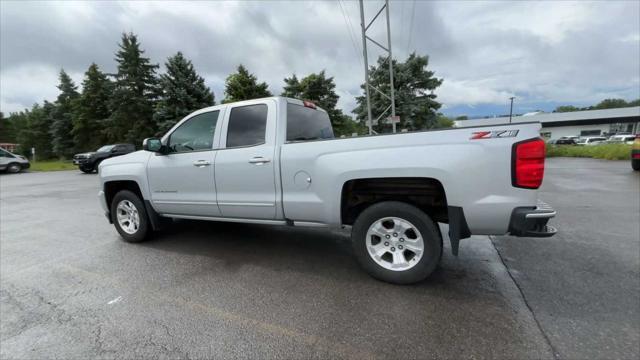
[
  {"x1": 281, "y1": 74, "x2": 302, "y2": 98},
  {"x1": 73, "y1": 63, "x2": 113, "y2": 151},
  {"x1": 0, "y1": 112, "x2": 14, "y2": 143},
  {"x1": 106, "y1": 32, "x2": 159, "y2": 145},
  {"x1": 222, "y1": 64, "x2": 271, "y2": 103},
  {"x1": 353, "y1": 53, "x2": 443, "y2": 132},
  {"x1": 282, "y1": 70, "x2": 362, "y2": 136},
  {"x1": 50, "y1": 69, "x2": 79, "y2": 158},
  {"x1": 15, "y1": 102, "x2": 56, "y2": 159},
  {"x1": 155, "y1": 52, "x2": 215, "y2": 133}
]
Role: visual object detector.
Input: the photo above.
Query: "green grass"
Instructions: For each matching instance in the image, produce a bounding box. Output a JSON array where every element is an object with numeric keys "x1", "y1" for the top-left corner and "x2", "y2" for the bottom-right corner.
[
  {"x1": 546, "y1": 143, "x2": 632, "y2": 160},
  {"x1": 29, "y1": 160, "x2": 77, "y2": 172}
]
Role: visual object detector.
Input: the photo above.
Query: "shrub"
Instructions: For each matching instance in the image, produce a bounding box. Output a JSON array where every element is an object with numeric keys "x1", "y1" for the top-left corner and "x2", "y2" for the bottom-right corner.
[{"x1": 546, "y1": 143, "x2": 632, "y2": 160}]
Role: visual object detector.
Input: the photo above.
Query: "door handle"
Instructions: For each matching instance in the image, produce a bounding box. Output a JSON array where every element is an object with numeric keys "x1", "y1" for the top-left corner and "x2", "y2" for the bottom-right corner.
[
  {"x1": 248, "y1": 156, "x2": 271, "y2": 165},
  {"x1": 193, "y1": 160, "x2": 211, "y2": 167}
]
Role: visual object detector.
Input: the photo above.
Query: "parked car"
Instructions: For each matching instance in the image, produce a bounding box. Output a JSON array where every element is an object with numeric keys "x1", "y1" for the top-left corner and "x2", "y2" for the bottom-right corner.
[
  {"x1": 549, "y1": 138, "x2": 577, "y2": 145},
  {"x1": 73, "y1": 144, "x2": 135, "y2": 173},
  {"x1": 0, "y1": 147, "x2": 30, "y2": 173},
  {"x1": 632, "y1": 135, "x2": 640, "y2": 171},
  {"x1": 97, "y1": 97, "x2": 556, "y2": 284},
  {"x1": 576, "y1": 137, "x2": 607, "y2": 146},
  {"x1": 559, "y1": 136, "x2": 579, "y2": 141},
  {"x1": 607, "y1": 134, "x2": 636, "y2": 144}
]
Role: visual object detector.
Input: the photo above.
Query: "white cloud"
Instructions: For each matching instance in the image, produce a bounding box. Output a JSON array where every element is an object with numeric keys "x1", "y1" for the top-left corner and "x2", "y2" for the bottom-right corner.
[{"x1": 438, "y1": 79, "x2": 515, "y2": 106}]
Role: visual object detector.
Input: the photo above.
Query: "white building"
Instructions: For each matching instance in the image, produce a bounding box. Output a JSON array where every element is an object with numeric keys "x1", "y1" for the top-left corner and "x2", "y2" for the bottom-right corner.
[{"x1": 454, "y1": 106, "x2": 640, "y2": 139}]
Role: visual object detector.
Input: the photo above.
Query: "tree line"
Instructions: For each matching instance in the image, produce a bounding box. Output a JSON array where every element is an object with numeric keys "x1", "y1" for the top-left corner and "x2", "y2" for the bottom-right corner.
[
  {"x1": 553, "y1": 98, "x2": 640, "y2": 113},
  {"x1": 0, "y1": 32, "x2": 445, "y2": 159}
]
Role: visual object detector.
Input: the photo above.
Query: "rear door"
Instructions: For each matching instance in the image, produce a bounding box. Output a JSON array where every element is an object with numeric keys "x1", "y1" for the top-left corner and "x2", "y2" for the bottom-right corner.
[
  {"x1": 215, "y1": 99, "x2": 277, "y2": 219},
  {"x1": 147, "y1": 110, "x2": 222, "y2": 217}
]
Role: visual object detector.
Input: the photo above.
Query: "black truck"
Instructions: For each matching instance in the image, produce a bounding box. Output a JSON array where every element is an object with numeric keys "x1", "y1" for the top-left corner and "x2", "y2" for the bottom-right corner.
[{"x1": 73, "y1": 144, "x2": 135, "y2": 173}]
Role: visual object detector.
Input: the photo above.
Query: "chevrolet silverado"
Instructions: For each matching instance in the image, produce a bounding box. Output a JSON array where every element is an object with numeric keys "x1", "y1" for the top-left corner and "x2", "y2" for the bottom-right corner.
[{"x1": 98, "y1": 97, "x2": 556, "y2": 284}]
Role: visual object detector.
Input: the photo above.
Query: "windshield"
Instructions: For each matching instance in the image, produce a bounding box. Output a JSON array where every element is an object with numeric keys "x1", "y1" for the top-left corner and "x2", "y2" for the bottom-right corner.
[
  {"x1": 286, "y1": 103, "x2": 334, "y2": 141},
  {"x1": 96, "y1": 145, "x2": 115, "y2": 152}
]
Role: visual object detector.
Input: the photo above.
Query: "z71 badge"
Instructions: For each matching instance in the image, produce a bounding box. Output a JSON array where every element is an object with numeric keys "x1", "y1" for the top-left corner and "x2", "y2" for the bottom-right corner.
[{"x1": 470, "y1": 130, "x2": 519, "y2": 140}]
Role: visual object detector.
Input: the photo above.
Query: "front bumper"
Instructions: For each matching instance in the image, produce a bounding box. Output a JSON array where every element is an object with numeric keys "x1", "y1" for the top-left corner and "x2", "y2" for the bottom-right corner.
[
  {"x1": 73, "y1": 158, "x2": 90, "y2": 165},
  {"x1": 508, "y1": 200, "x2": 557, "y2": 237}
]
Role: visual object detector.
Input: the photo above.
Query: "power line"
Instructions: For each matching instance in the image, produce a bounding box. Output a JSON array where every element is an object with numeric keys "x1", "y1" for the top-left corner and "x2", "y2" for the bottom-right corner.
[
  {"x1": 337, "y1": 0, "x2": 363, "y2": 67},
  {"x1": 399, "y1": 0, "x2": 406, "y2": 57},
  {"x1": 406, "y1": 0, "x2": 416, "y2": 56}
]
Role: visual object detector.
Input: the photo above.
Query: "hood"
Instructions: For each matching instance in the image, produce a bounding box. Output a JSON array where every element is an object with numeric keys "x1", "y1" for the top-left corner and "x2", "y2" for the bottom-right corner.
[{"x1": 99, "y1": 150, "x2": 151, "y2": 168}]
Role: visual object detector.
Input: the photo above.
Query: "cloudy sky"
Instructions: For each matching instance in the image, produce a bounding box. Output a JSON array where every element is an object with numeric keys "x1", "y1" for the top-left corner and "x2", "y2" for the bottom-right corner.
[{"x1": 1, "y1": 0, "x2": 639, "y2": 118}]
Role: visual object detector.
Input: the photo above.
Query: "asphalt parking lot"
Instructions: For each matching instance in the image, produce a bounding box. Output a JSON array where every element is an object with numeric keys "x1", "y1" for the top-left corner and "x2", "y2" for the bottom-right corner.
[{"x1": 1, "y1": 158, "x2": 638, "y2": 359}]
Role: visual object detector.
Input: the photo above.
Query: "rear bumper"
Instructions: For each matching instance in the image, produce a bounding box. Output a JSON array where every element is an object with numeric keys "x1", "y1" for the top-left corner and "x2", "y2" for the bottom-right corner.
[{"x1": 508, "y1": 200, "x2": 557, "y2": 237}]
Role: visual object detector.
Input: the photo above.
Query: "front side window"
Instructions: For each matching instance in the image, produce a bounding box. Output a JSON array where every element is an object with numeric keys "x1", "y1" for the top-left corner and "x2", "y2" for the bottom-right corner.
[
  {"x1": 168, "y1": 111, "x2": 219, "y2": 153},
  {"x1": 226, "y1": 104, "x2": 268, "y2": 148},
  {"x1": 286, "y1": 103, "x2": 335, "y2": 141},
  {"x1": 0, "y1": 149, "x2": 12, "y2": 157}
]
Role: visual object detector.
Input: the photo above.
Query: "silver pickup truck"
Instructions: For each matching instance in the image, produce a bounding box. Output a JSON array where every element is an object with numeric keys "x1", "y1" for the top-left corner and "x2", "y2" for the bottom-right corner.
[{"x1": 98, "y1": 97, "x2": 556, "y2": 284}]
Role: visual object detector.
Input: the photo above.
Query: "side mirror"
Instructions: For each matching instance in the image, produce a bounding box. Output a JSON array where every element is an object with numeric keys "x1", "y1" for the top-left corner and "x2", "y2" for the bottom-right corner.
[
  {"x1": 143, "y1": 138, "x2": 163, "y2": 153},
  {"x1": 110, "y1": 147, "x2": 118, "y2": 153}
]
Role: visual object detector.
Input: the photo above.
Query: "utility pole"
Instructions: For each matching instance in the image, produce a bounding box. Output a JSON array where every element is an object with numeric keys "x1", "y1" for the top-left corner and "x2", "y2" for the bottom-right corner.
[
  {"x1": 359, "y1": 0, "x2": 397, "y2": 134},
  {"x1": 509, "y1": 96, "x2": 515, "y2": 123}
]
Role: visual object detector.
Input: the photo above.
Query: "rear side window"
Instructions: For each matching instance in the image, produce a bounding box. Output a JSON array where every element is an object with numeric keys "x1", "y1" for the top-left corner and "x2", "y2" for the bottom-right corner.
[
  {"x1": 226, "y1": 104, "x2": 268, "y2": 147},
  {"x1": 286, "y1": 103, "x2": 335, "y2": 141},
  {"x1": 168, "y1": 111, "x2": 219, "y2": 153}
]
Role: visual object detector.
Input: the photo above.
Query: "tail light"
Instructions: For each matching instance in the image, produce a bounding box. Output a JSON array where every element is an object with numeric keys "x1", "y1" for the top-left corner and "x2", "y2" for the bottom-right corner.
[{"x1": 512, "y1": 138, "x2": 545, "y2": 189}]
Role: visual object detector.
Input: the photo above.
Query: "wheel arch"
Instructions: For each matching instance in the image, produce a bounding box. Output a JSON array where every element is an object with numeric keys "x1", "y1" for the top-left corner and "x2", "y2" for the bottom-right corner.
[
  {"x1": 340, "y1": 177, "x2": 471, "y2": 255},
  {"x1": 104, "y1": 180, "x2": 144, "y2": 210},
  {"x1": 340, "y1": 177, "x2": 449, "y2": 226}
]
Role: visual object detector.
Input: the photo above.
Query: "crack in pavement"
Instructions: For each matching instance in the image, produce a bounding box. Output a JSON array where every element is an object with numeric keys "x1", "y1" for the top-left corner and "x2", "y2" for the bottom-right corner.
[{"x1": 490, "y1": 235, "x2": 561, "y2": 360}]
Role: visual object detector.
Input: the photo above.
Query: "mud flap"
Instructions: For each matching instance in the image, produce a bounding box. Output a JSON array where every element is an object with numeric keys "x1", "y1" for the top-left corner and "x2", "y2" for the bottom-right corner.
[
  {"x1": 447, "y1": 206, "x2": 471, "y2": 256},
  {"x1": 144, "y1": 200, "x2": 165, "y2": 231}
]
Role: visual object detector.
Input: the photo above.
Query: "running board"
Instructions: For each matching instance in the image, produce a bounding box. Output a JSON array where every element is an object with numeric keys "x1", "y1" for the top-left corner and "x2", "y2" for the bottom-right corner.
[{"x1": 162, "y1": 214, "x2": 328, "y2": 228}]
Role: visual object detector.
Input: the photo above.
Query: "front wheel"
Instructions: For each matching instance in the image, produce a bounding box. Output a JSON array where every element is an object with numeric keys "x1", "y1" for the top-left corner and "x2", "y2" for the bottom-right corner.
[
  {"x1": 7, "y1": 163, "x2": 22, "y2": 173},
  {"x1": 110, "y1": 190, "x2": 150, "y2": 242},
  {"x1": 632, "y1": 159, "x2": 640, "y2": 171},
  {"x1": 351, "y1": 201, "x2": 442, "y2": 284},
  {"x1": 79, "y1": 165, "x2": 93, "y2": 174}
]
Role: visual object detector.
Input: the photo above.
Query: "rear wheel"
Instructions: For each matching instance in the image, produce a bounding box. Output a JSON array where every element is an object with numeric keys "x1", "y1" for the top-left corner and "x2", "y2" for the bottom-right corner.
[
  {"x1": 110, "y1": 190, "x2": 150, "y2": 243},
  {"x1": 351, "y1": 201, "x2": 442, "y2": 284},
  {"x1": 6, "y1": 163, "x2": 22, "y2": 173}
]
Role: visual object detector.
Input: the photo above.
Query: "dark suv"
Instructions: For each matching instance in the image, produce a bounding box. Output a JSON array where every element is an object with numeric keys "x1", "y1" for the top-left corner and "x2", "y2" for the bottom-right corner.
[{"x1": 73, "y1": 144, "x2": 135, "y2": 173}]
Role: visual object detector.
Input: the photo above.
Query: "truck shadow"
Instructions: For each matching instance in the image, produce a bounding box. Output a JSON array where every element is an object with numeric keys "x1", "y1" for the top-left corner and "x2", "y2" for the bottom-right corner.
[{"x1": 137, "y1": 219, "x2": 465, "y2": 288}]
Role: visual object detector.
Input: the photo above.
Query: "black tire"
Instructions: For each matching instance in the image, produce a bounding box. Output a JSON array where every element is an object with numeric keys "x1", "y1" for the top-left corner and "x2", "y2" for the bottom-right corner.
[
  {"x1": 632, "y1": 159, "x2": 640, "y2": 171},
  {"x1": 110, "y1": 190, "x2": 150, "y2": 243},
  {"x1": 352, "y1": 201, "x2": 442, "y2": 284},
  {"x1": 79, "y1": 165, "x2": 93, "y2": 174},
  {"x1": 6, "y1": 163, "x2": 22, "y2": 173},
  {"x1": 93, "y1": 160, "x2": 102, "y2": 173}
]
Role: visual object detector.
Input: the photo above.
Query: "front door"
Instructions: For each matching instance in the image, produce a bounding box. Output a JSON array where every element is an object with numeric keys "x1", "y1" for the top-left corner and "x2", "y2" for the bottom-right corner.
[
  {"x1": 147, "y1": 110, "x2": 222, "y2": 217},
  {"x1": 215, "y1": 100, "x2": 277, "y2": 219}
]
